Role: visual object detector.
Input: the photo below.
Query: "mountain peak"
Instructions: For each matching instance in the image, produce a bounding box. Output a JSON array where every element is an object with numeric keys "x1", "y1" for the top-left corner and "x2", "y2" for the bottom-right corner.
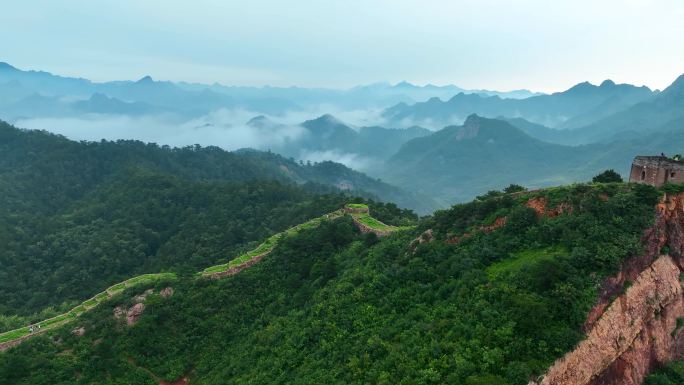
[
  {"x1": 463, "y1": 114, "x2": 482, "y2": 126},
  {"x1": 658, "y1": 73, "x2": 684, "y2": 99},
  {"x1": 246, "y1": 115, "x2": 274, "y2": 128},
  {"x1": 565, "y1": 81, "x2": 595, "y2": 93},
  {"x1": 90, "y1": 92, "x2": 111, "y2": 101},
  {"x1": 394, "y1": 81, "x2": 415, "y2": 88},
  {"x1": 454, "y1": 114, "x2": 483, "y2": 140},
  {"x1": 315, "y1": 114, "x2": 341, "y2": 124},
  {"x1": 667, "y1": 73, "x2": 684, "y2": 90},
  {"x1": 600, "y1": 79, "x2": 616, "y2": 88},
  {"x1": 0, "y1": 62, "x2": 18, "y2": 71},
  {"x1": 136, "y1": 75, "x2": 154, "y2": 83}
]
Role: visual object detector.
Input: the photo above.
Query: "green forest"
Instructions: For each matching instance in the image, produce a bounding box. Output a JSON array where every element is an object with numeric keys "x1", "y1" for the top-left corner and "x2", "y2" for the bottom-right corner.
[
  {"x1": 0, "y1": 121, "x2": 412, "y2": 321},
  {"x1": 1, "y1": 120, "x2": 679, "y2": 385},
  {"x1": 0, "y1": 177, "x2": 663, "y2": 384}
]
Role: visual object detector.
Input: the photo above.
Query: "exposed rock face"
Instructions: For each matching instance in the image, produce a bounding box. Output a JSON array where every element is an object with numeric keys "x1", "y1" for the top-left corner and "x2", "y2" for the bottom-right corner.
[
  {"x1": 160, "y1": 287, "x2": 174, "y2": 298},
  {"x1": 126, "y1": 303, "x2": 146, "y2": 326},
  {"x1": 536, "y1": 255, "x2": 684, "y2": 385},
  {"x1": 525, "y1": 196, "x2": 572, "y2": 218},
  {"x1": 71, "y1": 326, "x2": 86, "y2": 336},
  {"x1": 409, "y1": 229, "x2": 434, "y2": 253},
  {"x1": 446, "y1": 217, "x2": 507, "y2": 245},
  {"x1": 534, "y1": 193, "x2": 684, "y2": 385},
  {"x1": 134, "y1": 289, "x2": 154, "y2": 303}
]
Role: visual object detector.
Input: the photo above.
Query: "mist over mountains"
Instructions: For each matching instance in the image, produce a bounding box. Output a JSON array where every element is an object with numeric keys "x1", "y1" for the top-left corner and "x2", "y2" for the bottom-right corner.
[{"x1": 3, "y1": 60, "x2": 684, "y2": 211}]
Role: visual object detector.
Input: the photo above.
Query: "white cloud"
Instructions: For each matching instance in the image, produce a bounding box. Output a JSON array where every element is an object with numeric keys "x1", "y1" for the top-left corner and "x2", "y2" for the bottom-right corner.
[{"x1": 14, "y1": 110, "x2": 306, "y2": 151}]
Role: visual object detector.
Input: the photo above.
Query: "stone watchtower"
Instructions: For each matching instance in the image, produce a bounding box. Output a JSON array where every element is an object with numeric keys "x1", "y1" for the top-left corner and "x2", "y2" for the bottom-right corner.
[{"x1": 629, "y1": 155, "x2": 684, "y2": 187}]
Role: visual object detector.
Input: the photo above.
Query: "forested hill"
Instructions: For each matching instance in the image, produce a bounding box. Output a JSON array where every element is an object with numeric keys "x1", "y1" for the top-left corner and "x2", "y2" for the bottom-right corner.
[
  {"x1": 0, "y1": 181, "x2": 668, "y2": 385},
  {"x1": 0, "y1": 121, "x2": 434, "y2": 215},
  {"x1": 0, "y1": 120, "x2": 421, "y2": 318}
]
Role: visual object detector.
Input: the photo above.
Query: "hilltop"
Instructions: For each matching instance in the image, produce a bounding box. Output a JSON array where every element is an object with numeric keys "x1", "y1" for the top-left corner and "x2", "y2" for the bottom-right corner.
[{"x1": 5, "y1": 179, "x2": 684, "y2": 385}]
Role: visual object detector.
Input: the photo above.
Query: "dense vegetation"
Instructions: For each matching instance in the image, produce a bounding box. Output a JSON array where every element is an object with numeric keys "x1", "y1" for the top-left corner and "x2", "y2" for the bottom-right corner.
[
  {"x1": 592, "y1": 169, "x2": 623, "y2": 183},
  {"x1": 0, "y1": 182, "x2": 661, "y2": 385},
  {"x1": 0, "y1": 121, "x2": 428, "y2": 319},
  {"x1": 645, "y1": 360, "x2": 684, "y2": 385}
]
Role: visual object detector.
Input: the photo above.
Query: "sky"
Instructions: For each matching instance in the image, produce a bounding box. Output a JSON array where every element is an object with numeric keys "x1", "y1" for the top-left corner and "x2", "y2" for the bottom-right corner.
[{"x1": 1, "y1": 0, "x2": 684, "y2": 92}]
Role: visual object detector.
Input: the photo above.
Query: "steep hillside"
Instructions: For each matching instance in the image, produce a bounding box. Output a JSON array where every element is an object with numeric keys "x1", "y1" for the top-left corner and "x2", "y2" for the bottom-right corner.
[
  {"x1": 382, "y1": 80, "x2": 654, "y2": 129},
  {"x1": 530, "y1": 189, "x2": 684, "y2": 385},
  {"x1": 0, "y1": 182, "x2": 669, "y2": 385},
  {"x1": 383, "y1": 115, "x2": 684, "y2": 206},
  {"x1": 0, "y1": 120, "x2": 431, "y2": 214},
  {"x1": 382, "y1": 115, "x2": 584, "y2": 205},
  {"x1": 0, "y1": 121, "x2": 434, "y2": 318},
  {"x1": 0, "y1": 203, "x2": 407, "y2": 352}
]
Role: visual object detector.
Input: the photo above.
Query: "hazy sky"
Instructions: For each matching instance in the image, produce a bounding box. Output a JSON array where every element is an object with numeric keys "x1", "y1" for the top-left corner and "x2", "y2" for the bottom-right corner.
[{"x1": 2, "y1": 0, "x2": 684, "y2": 92}]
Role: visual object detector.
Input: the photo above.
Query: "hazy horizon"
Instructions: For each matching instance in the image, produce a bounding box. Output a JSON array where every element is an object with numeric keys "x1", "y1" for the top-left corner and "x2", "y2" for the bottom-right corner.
[{"x1": 2, "y1": 0, "x2": 683, "y2": 93}]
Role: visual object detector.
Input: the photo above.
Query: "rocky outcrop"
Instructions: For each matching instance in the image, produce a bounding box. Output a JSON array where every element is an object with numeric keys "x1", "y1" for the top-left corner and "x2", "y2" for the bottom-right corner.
[
  {"x1": 160, "y1": 287, "x2": 174, "y2": 298},
  {"x1": 126, "y1": 303, "x2": 146, "y2": 326},
  {"x1": 535, "y1": 255, "x2": 684, "y2": 385},
  {"x1": 525, "y1": 196, "x2": 572, "y2": 218},
  {"x1": 534, "y1": 193, "x2": 684, "y2": 385},
  {"x1": 446, "y1": 217, "x2": 507, "y2": 245},
  {"x1": 71, "y1": 326, "x2": 86, "y2": 336},
  {"x1": 134, "y1": 289, "x2": 154, "y2": 303}
]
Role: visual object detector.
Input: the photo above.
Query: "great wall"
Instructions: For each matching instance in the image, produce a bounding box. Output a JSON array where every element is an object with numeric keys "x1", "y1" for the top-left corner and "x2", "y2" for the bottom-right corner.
[
  {"x1": 7, "y1": 187, "x2": 684, "y2": 384},
  {"x1": 0, "y1": 203, "x2": 404, "y2": 352}
]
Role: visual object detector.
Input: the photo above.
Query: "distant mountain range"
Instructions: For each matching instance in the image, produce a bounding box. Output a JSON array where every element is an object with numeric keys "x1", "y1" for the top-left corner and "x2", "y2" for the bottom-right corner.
[
  {"x1": 495, "y1": 74, "x2": 684, "y2": 146},
  {"x1": 4, "y1": 61, "x2": 684, "y2": 211},
  {"x1": 380, "y1": 114, "x2": 684, "y2": 205},
  {"x1": 0, "y1": 61, "x2": 540, "y2": 122},
  {"x1": 382, "y1": 79, "x2": 655, "y2": 129}
]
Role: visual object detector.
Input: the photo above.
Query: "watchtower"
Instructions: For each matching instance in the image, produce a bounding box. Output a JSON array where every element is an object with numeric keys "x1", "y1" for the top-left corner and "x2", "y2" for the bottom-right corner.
[{"x1": 629, "y1": 155, "x2": 684, "y2": 187}]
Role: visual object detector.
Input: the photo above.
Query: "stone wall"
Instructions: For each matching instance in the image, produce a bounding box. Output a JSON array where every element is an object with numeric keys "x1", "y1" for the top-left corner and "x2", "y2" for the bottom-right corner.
[
  {"x1": 352, "y1": 218, "x2": 393, "y2": 237},
  {"x1": 629, "y1": 156, "x2": 684, "y2": 187},
  {"x1": 207, "y1": 252, "x2": 269, "y2": 279},
  {"x1": 344, "y1": 206, "x2": 369, "y2": 214}
]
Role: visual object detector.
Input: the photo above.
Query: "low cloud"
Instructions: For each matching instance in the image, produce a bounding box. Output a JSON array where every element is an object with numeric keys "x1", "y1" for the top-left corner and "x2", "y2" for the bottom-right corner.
[
  {"x1": 12, "y1": 106, "x2": 400, "y2": 170},
  {"x1": 14, "y1": 110, "x2": 306, "y2": 151},
  {"x1": 298, "y1": 149, "x2": 378, "y2": 171}
]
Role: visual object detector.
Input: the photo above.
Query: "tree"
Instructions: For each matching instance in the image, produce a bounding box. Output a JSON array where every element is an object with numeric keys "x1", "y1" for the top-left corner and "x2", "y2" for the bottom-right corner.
[
  {"x1": 592, "y1": 169, "x2": 623, "y2": 183},
  {"x1": 504, "y1": 184, "x2": 526, "y2": 194}
]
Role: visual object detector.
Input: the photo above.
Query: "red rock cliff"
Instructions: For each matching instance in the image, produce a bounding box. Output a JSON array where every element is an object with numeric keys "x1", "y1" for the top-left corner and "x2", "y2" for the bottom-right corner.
[{"x1": 533, "y1": 193, "x2": 684, "y2": 385}]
